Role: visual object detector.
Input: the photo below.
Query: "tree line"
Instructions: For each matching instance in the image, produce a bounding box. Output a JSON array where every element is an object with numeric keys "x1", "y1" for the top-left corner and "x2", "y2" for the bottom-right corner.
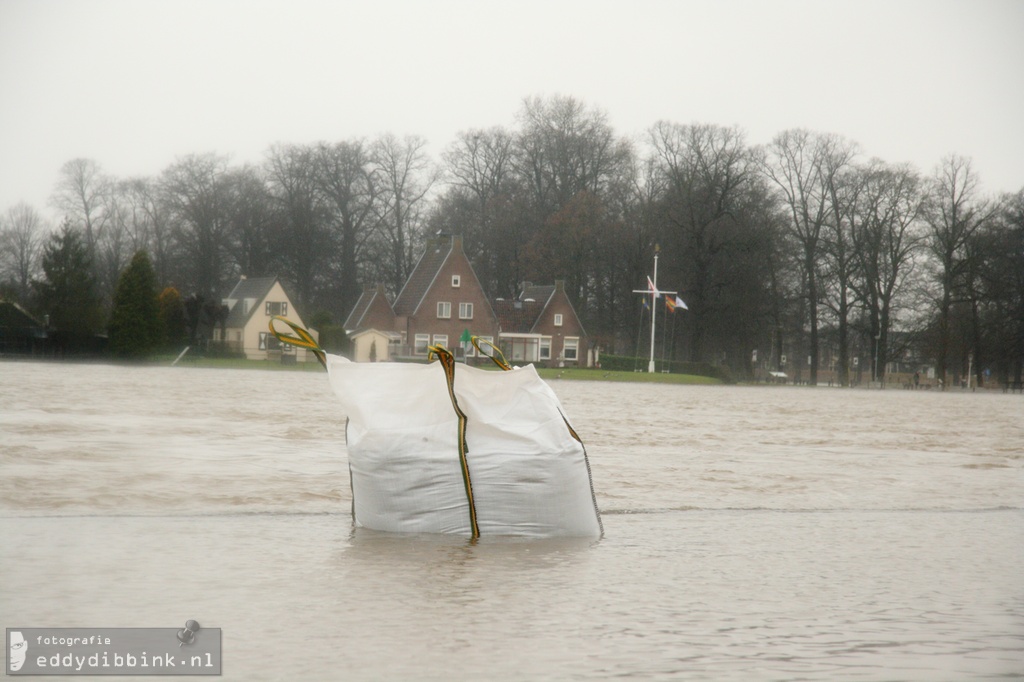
[{"x1": 1, "y1": 95, "x2": 1021, "y2": 387}]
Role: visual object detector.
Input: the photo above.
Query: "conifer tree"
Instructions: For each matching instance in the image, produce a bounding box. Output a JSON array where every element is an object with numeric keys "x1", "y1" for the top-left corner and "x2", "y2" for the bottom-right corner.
[
  {"x1": 33, "y1": 222, "x2": 104, "y2": 350},
  {"x1": 108, "y1": 250, "x2": 163, "y2": 357}
]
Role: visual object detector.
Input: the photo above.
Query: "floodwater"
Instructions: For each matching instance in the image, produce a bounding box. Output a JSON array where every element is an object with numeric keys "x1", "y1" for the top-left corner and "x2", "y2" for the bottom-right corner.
[{"x1": 1, "y1": 360, "x2": 1022, "y2": 681}]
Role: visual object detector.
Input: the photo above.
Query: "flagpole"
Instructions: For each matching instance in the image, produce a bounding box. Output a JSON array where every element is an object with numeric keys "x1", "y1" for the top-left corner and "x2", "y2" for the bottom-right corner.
[
  {"x1": 632, "y1": 245, "x2": 679, "y2": 375},
  {"x1": 648, "y1": 248, "x2": 658, "y2": 373}
]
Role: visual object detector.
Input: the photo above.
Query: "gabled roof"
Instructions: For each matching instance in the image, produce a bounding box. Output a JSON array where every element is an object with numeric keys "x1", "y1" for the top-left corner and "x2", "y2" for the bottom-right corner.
[
  {"x1": 392, "y1": 235, "x2": 456, "y2": 317},
  {"x1": 0, "y1": 298, "x2": 44, "y2": 329},
  {"x1": 520, "y1": 282, "x2": 556, "y2": 307},
  {"x1": 344, "y1": 283, "x2": 394, "y2": 331},
  {"x1": 223, "y1": 276, "x2": 286, "y2": 328},
  {"x1": 493, "y1": 298, "x2": 545, "y2": 334},
  {"x1": 494, "y1": 280, "x2": 586, "y2": 336}
]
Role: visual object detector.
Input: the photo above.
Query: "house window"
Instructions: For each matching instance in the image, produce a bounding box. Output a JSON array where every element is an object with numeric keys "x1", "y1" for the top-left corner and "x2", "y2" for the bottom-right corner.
[
  {"x1": 539, "y1": 337, "x2": 552, "y2": 360},
  {"x1": 563, "y1": 337, "x2": 579, "y2": 361},
  {"x1": 437, "y1": 301, "x2": 451, "y2": 319},
  {"x1": 259, "y1": 332, "x2": 282, "y2": 351},
  {"x1": 433, "y1": 334, "x2": 448, "y2": 349},
  {"x1": 554, "y1": 313, "x2": 563, "y2": 327},
  {"x1": 452, "y1": 275, "x2": 461, "y2": 288},
  {"x1": 459, "y1": 302, "x2": 473, "y2": 320},
  {"x1": 265, "y1": 301, "x2": 287, "y2": 316},
  {"x1": 475, "y1": 336, "x2": 494, "y2": 361},
  {"x1": 414, "y1": 334, "x2": 430, "y2": 355}
]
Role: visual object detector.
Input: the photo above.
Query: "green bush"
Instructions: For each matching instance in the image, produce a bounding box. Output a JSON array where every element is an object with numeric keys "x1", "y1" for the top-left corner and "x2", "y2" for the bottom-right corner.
[{"x1": 315, "y1": 324, "x2": 350, "y2": 354}]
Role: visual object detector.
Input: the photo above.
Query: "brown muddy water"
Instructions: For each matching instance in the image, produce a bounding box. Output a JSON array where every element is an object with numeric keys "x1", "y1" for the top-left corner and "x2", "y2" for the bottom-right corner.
[{"x1": 1, "y1": 360, "x2": 1022, "y2": 680}]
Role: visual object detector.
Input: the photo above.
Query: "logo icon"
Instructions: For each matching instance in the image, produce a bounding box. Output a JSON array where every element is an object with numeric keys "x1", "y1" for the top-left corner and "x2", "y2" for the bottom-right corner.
[{"x1": 9, "y1": 631, "x2": 27, "y2": 672}]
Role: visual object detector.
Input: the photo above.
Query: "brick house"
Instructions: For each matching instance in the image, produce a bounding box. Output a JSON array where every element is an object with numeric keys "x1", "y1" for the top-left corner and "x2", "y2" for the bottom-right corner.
[
  {"x1": 344, "y1": 234, "x2": 589, "y2": 366},
  {"x1": 493, "y1": 280, "x2": 588, "y2": 367},
  {"x1": 345, "y1": 234, "x2": 500, "y2": 360}
]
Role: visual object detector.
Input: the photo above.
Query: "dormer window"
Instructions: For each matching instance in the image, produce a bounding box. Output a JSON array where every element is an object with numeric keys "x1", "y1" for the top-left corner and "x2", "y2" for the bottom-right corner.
[
  {"x1": 554, "y1": 313, "x2": 563, "y2": 327},
  {"x1": 452, "y1": 275, "x2": 461, "y2": 288}
]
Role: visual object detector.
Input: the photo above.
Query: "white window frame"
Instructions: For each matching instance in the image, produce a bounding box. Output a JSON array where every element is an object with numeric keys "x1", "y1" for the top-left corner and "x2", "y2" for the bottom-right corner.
[
  {"x1": 459, "y1": 302, "x2": 474, "y2": 320},
  {"x1": 432, "y1": 334, "x2": 448, "y2": 349},
  {"x1": 563, "y1": 336, "x2": 579, "y2": 361},
  {"x1": 475, "y1": 336, "x2": 495, "y2": 361},
  {"x1": 452, "y1": 274, "x2": 461, "y2": 288},
  {"x1": 414, "y1": 333, "x2": 430, "y2": 355},
  {"x1": 539, "y1": 336, "x2": 552, "y2": 360},
  {"x1": 437, "y1": 301, "x2": 451, "y2": 319},
  {"x1": 554, "y1": 313, "x2": 563, "y2": 327}
]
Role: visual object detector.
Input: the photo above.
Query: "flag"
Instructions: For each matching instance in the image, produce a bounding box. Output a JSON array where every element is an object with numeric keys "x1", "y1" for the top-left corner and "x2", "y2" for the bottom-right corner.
[
  {"x1": 665, "y1": 297, "x2": 677, "y2": 312},
  {"x1": 642, "y1": 298, "x2": 650, "y2": 311},
  {"x1": 675, "y1": 295, "x2": 688, "y2": 310},
  {"x1": 647, "y1": 276, "x2": 661, "y2": 299}
]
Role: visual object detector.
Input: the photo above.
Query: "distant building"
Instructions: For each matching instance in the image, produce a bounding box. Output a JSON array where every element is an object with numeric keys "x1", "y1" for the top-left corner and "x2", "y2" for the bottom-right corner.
[
  {"x1": 343, "y1": 234, "x2": 589, "y2": 366},
  {"x1": 345, "y1": 234, "x2": 500, "y2": 360},
  {"x1": 493, "y1": 280, "x2": 588, "y2": 367},
  {"x1": 217, "y1": 276, "x2": 317, "y2": 362},
  {"x1": 0, "y1": 298, "x2": 47, "y2": 356}
]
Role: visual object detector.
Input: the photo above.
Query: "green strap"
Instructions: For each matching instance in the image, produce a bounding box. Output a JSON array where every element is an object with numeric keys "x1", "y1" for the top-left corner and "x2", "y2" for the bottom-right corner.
[
  {"x1": 268, "y1": 316, "x2": 327, "y2": 370},
  {"x1": 428, "y1": 344, "x2": 480, "y2": 539}
]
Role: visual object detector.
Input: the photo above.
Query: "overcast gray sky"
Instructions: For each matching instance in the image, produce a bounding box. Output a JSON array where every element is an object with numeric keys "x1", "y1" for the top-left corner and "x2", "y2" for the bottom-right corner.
[{"x1": 1, "y1": 0, "x2": 1021, "y2": 222}]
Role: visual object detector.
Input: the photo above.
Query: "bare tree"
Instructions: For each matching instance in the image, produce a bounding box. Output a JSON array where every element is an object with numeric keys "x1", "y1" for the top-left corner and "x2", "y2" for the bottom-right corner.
[
  {"x1": 265, "y1": 143, "x2": 331, "y2": 312},
  {"x1": 758, "y1": 130, "x2": 853, "y2": 385},
  {"x1": 650, "y1": 122, "x2": 756, "y2": 363},
  {"x1": 976, "y1": 188, "x2": 1024, "y2": 386},
  {"x1": 119, "y1": 177, "x2": 174, "y2": 286},
  {"x1": 50, "y1": 158, "x2": 111, "y2": 257},
  {"x1": 94, "y1": 190, "x2": 132, "y2": 305},
  {"x1": 585, "y1": 151, "x2": 653, "y2": 350},
  {"x1": 161, "y1": 154, "x2": 234, "y2": 298},
  {"x1": 370, "y1": 134, "x2": 439, "y2": 296},
  {"x1": 818, "y1": 138, "x2": 860, "y2": 385},
  {"x1": 441, "y1": 127, "x2": 516, "y2": 270},
  {"x1": 443, "y1": 128, "x2": 516, "y2": 215},
  {"x1": 512, "y1": 95, "x2": 632, "y2": 312},
  {"x1": 514, "y1": 95, "x2": 630, "y2": 213},
  {"x1": 922, "y1": 155, "x2": 997, "y2": 388},
  {"x1": 314, "y1": 139, "x2": 382, "y2": 321},
  {"x1": 0, "y1": 203, "x2": 48, "y2": 303},
  {"x1": 223, "y1": 165, "x2": 277, "y2": 280},
  {"x1": 849, "y1": 161, "x2": 926, "y2": 384}
]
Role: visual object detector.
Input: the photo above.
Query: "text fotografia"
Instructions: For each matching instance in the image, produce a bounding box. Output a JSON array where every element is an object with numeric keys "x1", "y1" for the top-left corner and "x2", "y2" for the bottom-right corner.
[{"x1": 7, "y1": 627, "x2": 221, "y2": 676}]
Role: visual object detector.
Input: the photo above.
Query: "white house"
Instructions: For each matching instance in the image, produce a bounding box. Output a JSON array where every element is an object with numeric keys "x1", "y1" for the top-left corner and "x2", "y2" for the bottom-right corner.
[{"x1": 217, "y1": 276, "x2": 317, "y2": 362}]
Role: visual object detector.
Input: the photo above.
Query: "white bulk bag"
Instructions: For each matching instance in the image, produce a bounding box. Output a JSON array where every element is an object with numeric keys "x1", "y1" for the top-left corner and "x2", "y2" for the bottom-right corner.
[{"x1": 272, "y1": 318, "x2": 602, "y2": 538}]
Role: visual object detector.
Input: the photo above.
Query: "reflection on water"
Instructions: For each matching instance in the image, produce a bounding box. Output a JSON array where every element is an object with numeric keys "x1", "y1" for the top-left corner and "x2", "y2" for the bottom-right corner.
[{"x1": 1, "y1": 360, "x2": 1022, "y2": 680}]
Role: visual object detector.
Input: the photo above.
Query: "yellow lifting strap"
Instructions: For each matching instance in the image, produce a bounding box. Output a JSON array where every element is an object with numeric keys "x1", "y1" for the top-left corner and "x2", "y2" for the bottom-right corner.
[
  {"x1": 268, "y1": 316, "x2": 327, "y2": 370},
  {"x1": 428, "y1": 344, "x2": 480, "y2": 539},
  {"x1": 470, "y1": 335, "x2": 511, "y2": 371}
]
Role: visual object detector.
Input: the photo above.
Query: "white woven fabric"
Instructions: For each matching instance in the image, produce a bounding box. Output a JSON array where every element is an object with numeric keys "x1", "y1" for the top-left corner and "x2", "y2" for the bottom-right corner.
[{"x1": 324, "y1": 354, "x2": 602, "y2": 538}]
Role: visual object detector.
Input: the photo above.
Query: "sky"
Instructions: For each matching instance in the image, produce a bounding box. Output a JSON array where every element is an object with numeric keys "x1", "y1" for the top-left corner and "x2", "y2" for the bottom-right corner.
[{"x1": 1, "y1": 0, "x2": 1022, "y2": 222}]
